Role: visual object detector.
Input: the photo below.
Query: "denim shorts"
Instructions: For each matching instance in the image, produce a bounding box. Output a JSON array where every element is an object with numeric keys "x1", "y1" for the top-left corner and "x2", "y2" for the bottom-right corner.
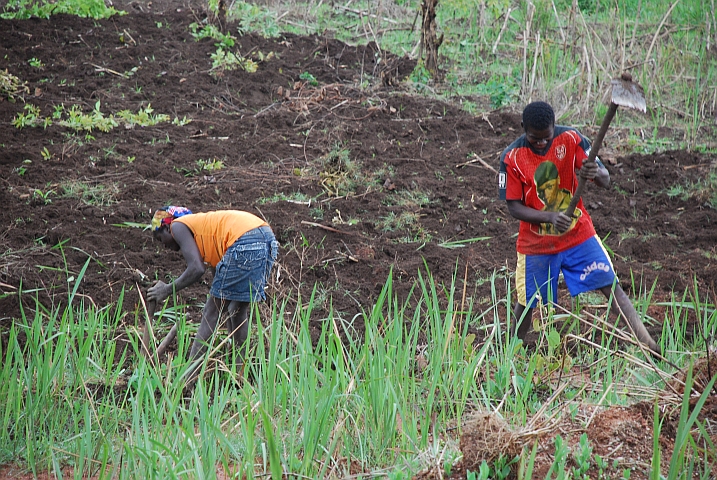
[
  {"x1": 516, "y1": 234, "x2": 617, "y2": 308},
  {"x1": 210, "y1": 226, "x2": 279, "y2": 302}
]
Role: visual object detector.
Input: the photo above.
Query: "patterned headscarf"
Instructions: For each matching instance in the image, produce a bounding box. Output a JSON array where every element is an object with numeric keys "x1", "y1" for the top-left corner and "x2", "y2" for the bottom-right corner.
[{"x1": 150, "y1": 206, "x2": 193, "y2": 232}]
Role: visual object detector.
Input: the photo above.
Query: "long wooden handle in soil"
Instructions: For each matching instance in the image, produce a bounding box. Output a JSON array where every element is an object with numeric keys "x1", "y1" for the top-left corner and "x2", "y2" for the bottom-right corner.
[
  {"x1": 141, "y1": 298, "x2": 156, "y2": 358},
  {"x1": 155, "y1": 324, "x2": 178, "y2": 356},
  {"x1": 564, "y1": 102, "x2": 619, "y2": 220}
]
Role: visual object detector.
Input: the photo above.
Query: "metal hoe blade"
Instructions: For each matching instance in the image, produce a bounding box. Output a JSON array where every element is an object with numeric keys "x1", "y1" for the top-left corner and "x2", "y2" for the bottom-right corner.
[{"x1": 610, "y1": 73, "x2": 646, "y2": 112}]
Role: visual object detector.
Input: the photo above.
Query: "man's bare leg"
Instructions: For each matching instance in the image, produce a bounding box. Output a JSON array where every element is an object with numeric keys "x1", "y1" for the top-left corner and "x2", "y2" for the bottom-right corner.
[
  {"x1": 599, "y1": 284, "x2": 660, "y2": 354},
  {"x1": 512, "y1": 302, "x2": 534, "y2": 341}
]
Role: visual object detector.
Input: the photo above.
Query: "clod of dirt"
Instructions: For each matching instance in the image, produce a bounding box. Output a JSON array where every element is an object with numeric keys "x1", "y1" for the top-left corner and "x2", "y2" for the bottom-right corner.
[{"x1": 459, "y1": 412, "x2": 526, "y2": 468}]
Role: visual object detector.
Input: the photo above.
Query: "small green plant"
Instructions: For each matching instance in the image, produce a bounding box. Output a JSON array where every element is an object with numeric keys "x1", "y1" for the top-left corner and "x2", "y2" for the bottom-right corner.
[
  {"x1": 59, "y1": 101, "x2": 118, "y2": 132},
  {"x1": 383, "y1": 188, "x2": 432, "y2": 209},
  {"x1": 40, "y1": 147, "x2": 52, "y2": 160},
  {"x1": 474, "y1": 76, "x2": 519, "y2": 109},
  {"x1": 438, "y1": 237, "x2": 491, "y2": 249},
  {"x1": 299, "y1": 71, "x2": 318, "y2": 86},
  {"x1": 318, "y1": 145, "x2": 362, "y2": 197},
  {"x1": 310, "y1": 207, "x2": 324, "y2": 220},
  {"x1": 16, "y1": 101, "x2": 174, "y2": 134},
  {"x1": 408, "y1": 60, "x2": 432, "y2": 86},
  {"x1": 197, "y1": 158, "x2": 224, "y2": 172},
  {"x1": 256, "y1": 191, "x2": 312, "y2": 205},
  {"x1": 172, "y1": 116, "x2": 192, "y2": 126},
  {"x1": 572, "y1": 433, "x2": 593, "y2": 478},
  {"x1": 209, "y1": 48, "x2": 258, "y2": 76},
  {"x1": 467, "y1": 460, "x2": 491, "y2": 479},
  {"x1": 13, "y1": 104, "x2": 48, "y2": 129},
  {"x1": 665, "y1": 168, "x2": 717, "y2": 209},
  {"x1": 375, "y1": 211, "x2": 419, "y2": 232},
  {"x1": 545, "y1": 435, "x2": 570, "y2": 478},
  {"x1": 189, "y1": 22, "x2": 235, "y2": 48},
  {"x1": 52, "y1": 104, "x2": 64, "y2": 119},
  {"x1": 230, "y1": 1, "x2": 280, "y2": 38},
  {"x1": 28, "y1": 57, "x2": 43, "y2": 68},
  {"x1": 116, "y1": 104, "x2": 170, "y2": 128},
  {"x1": 31, "y1": 187, "x2": 55, "y2": 205}
]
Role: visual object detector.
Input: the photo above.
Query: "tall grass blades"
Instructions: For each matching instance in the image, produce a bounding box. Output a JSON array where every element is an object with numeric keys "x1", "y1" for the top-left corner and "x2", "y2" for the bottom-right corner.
[{"x1": 2, "y1": 264, "x2": 715, "y2": 477}]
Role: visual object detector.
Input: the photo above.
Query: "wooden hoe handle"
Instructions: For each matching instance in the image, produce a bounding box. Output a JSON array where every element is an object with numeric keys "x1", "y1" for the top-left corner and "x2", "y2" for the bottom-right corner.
[{"x1": 564, "y1": 102, "x2": 619, "y2": 220}]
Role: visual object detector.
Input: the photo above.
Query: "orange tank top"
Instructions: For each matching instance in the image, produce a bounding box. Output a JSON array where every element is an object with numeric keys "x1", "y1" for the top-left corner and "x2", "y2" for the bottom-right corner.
[{"x1": 174, "y1": 211, "x2": 268, "y2": 267}]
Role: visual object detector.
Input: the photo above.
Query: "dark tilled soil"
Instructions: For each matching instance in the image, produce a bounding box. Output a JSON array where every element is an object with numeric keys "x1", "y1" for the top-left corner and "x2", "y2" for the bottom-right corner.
[{"x1": 1, "y1": 5, "x2": 716, "y2": 347}]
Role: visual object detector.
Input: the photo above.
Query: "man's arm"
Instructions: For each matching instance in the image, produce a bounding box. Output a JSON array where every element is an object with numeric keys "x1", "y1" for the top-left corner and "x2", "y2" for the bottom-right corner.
[
  {"x1": 506, "y1": 200, "x2": 572, "y2": 232},
  {"x1": 147, "y1": 222, "x2": 206, "y2": 303}
]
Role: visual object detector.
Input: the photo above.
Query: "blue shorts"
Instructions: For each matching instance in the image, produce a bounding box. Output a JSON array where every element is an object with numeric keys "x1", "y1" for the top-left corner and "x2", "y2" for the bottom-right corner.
[
  {"x1": 516, "y1": 235, "x2": 616, "y2": 308},
  {"x1": 209, "y1": 226, "x2": 279, "y2": 302}
]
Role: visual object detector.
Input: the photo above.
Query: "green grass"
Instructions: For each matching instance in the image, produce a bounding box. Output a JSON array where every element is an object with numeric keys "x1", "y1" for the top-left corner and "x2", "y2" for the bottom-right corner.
[
  {"x1": 665, "y1": 165, "x2": 717, "y2": 209},
  {"x1": 1, "y1": 264, "x2": 714, "y2": 478},
  {"x1": 60, "y1": 180, "x2": 119, "y2": 206}
]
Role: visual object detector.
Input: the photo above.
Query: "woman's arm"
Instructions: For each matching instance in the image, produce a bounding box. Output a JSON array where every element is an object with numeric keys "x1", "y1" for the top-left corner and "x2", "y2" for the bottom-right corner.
[
  {"x1": 171, "y1": 222, "x2": 206, "y2": 290},
  {"x1": 147, "y1": 222, "x2": 206, "y2": 302}
]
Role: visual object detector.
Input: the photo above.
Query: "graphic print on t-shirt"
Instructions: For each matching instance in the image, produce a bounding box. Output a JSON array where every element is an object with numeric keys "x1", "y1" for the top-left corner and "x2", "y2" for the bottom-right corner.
[
  {"x1": 533, "y1": 160, "x2": 580, "y2": 236},
  {"x1": 498, "y1": 126, "x2": 598, "y2": 255}
]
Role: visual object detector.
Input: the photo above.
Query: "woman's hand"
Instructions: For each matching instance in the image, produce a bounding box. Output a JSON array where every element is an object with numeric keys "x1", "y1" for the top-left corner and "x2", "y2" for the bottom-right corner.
[{"x1": 147, "y1": 280, "x2": 173, "y2": 303}]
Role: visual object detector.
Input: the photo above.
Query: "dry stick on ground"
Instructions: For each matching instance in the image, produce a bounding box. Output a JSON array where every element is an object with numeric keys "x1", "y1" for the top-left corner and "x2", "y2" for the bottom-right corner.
[
  {"x1": 551, "y1": 302, "x2": 683, "y2": 392},
  {"x1": 300, "y1": 220, "x2": 358, "y2": 236},
  {"x1": 643, "y1": 0, "x2": 682, "y2": 96},
  {"x1": 521, "y1": 2, "x2": 534, "y2": 97},
  {"x1": 528, "y1": 31, "x2": 541, "y2": 97},
  {"x1": 550, "y1": 0, "x2": 566, "y2": 46},
  {"x1": 628, "y1": 0, "x2": 643, "y2": 59},
  {"x1": 455, "y1": 154, "x2": 497, "y2": 172},
  {"x1": 492, "y1": 7, "x2": 513, "y2": 55}
]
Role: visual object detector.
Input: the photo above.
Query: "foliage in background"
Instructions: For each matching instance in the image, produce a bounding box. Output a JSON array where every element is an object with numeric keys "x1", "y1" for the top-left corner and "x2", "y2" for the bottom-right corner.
[
  {"x1": 1, "y1": 0, "x2": 123, "y2": 19},
  {"x1": 227, "y1": 0, "x2": 716, "y2": 153}
]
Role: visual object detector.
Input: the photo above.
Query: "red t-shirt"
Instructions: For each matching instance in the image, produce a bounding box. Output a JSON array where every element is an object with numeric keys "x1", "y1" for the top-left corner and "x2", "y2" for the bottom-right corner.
[{"x1": 498, "y1": 126, "x2": 597, "y2": 255}]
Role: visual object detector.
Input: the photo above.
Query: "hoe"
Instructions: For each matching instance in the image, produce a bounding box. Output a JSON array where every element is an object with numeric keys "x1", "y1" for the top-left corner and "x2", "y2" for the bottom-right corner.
[{"x1": 564, "y1": 72, "x2": 660, "y2": 355}]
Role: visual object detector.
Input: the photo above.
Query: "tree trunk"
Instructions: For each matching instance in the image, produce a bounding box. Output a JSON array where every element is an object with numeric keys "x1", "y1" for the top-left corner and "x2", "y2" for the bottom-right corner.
[{"x1": 420, "y1": 0, "x2": 443, "y2": 76}]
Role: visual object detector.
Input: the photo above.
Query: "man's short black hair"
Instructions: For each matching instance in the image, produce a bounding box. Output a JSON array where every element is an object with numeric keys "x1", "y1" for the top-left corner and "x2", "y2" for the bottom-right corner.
[{"x1": 522, "y1": 101, "x2": 555, "y2": 131}]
